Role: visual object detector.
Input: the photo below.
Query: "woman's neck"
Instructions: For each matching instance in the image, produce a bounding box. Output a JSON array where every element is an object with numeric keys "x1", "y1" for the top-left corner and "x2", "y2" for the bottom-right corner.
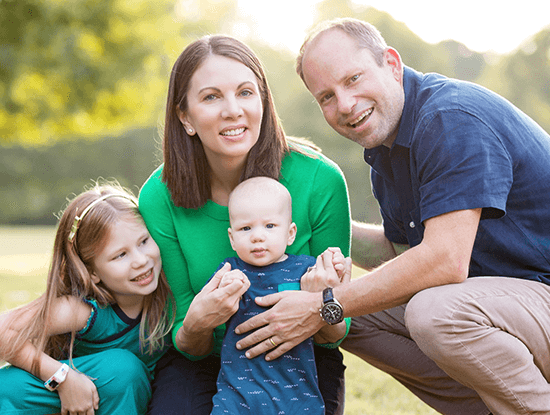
[{"x1": 208, "y1": 157, "x2": 247, "y2": 206}]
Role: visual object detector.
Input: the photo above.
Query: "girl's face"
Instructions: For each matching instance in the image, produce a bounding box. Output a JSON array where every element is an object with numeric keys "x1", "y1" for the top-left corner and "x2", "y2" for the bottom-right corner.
[
  {"x1": 179, "y1": 54, "x2": 263, "y2": 167},
  {"x1": 91, "y1": 216, "x2": 162, "y2": 313}
]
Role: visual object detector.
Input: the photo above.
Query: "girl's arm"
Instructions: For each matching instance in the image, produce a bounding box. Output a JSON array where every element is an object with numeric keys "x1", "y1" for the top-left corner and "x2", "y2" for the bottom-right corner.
[{"x1": 0, "y1": 296, "x2": 100, "y2": 413}]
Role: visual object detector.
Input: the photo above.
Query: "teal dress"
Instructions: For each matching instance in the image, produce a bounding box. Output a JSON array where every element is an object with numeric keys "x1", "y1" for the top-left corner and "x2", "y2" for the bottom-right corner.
[{"x1": 0, "y1": 298, "x2": 168, "y2": 415}]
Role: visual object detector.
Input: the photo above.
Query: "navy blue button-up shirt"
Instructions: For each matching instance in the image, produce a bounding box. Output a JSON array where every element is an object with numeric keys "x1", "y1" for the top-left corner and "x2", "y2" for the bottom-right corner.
[{"x1": 364, "y1": 67, "x2": 550, "y2": 283}]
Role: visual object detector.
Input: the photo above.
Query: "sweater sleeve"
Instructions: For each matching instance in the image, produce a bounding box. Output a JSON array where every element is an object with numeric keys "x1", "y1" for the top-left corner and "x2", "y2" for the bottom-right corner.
[
  {"x1": 308, "y1": 152, "x2": 351, "y2": 258},
  {"x1": 281, "y1": 147, "x2": 351, "y2": 259}
]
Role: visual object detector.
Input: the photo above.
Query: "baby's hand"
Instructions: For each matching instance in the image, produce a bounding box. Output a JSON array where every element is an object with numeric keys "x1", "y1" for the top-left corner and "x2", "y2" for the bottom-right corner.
[
  {"x1": 219, "y1": 269, "x2": 249, "y2": 289},
  {"x1": 330, "y1": 247, "x2": 348, "y2": 282},
  {"x1": 301, "y1": 248, "x2": 352, "y2": 292}
]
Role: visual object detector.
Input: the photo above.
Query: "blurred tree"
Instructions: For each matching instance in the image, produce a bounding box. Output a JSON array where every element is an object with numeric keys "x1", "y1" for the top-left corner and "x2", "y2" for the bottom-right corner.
[
  {"x1": 0, "y1": 0, "x2": 237, "y2": 145},
  {"x1": 478, "y1": 28, "x2": 550, "y2": 133},
  {"x1": 1, "y1": 0, "x2": 549, "y2": 226},
  {"x1": 0, "y1": 127, "x2": 160, "y2": 224}
]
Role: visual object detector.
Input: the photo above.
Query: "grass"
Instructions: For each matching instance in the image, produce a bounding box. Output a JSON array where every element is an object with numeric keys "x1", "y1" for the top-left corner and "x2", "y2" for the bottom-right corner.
[{"x1": 0, "y1": 226, "x2": 438, "y2": 414}]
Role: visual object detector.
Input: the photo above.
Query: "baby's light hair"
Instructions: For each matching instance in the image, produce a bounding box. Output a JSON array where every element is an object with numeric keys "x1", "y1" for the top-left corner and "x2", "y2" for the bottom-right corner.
[{"x1": 228, "y1": 177, "x2": 293, "y2": 225}]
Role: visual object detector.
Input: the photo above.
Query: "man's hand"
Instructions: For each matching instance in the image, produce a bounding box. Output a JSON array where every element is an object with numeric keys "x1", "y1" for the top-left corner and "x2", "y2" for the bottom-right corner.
[{"x1": 235, "y1": 290, "x2": 325, "y2": 361}]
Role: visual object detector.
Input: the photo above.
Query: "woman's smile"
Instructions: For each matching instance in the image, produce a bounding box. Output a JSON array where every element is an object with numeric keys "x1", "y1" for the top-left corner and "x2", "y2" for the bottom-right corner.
[{"x1": 180, "y1": 54, "x2": 263, "y2": 163}]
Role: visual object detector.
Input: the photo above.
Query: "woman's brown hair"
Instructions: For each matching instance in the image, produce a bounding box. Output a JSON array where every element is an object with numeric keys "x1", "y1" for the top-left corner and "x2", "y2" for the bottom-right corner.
[{"x1": 162, "y1": 35, "x2": 289, "y2": 209}]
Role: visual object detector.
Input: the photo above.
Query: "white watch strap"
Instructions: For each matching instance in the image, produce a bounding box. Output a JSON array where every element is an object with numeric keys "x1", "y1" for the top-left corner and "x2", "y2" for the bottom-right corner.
[{"x1": 44, "y1": 363, "x2": 70, "y2": 391}]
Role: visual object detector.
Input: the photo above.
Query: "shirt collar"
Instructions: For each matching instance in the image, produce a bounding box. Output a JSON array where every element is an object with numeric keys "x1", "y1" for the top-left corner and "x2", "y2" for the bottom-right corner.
[
  {"x1": 362, "y1": 66, "x2": 422, "y2": 181},
  {"x1": 393, "y1": 66, "x2": 422, "y2": 149},
  {"x1": 363, "y1": 66, "x2": 422, "y2": 164}
]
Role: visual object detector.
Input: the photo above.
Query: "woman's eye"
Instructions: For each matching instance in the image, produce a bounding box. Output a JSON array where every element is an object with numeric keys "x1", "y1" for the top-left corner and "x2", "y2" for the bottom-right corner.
[
  {"x1": 240, "y1": 89, "x2": 253, "y2": 97},
  {"x1": 204, "y1": 94, "x2": 217, "y2": 101}
]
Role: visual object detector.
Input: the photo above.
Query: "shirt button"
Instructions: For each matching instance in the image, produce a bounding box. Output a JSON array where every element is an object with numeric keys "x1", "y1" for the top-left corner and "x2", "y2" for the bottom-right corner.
[{"x1": 409, "y1": 221, "x2": 415, "y2": 228}]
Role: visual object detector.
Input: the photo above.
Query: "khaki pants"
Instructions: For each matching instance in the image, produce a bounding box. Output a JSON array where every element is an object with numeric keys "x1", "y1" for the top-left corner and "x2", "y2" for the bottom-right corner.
[{"x1": 342, "y1": 277, "x2": 550, "y2": 414}]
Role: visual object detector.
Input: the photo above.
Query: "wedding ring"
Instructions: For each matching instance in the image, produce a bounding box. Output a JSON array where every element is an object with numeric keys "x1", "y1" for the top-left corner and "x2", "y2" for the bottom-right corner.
[{"x1": 269, "y1": 337, "x2": 277, "y2": 347}]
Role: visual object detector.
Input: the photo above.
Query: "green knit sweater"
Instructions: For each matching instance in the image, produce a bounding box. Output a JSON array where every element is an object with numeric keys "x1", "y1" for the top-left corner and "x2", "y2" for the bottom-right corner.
[{"x1": 139, "y1": 146, "x2": 351, "y2": 359}]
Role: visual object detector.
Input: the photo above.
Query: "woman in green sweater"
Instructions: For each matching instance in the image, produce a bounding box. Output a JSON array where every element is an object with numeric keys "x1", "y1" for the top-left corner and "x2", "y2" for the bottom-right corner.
[{"x1": 139, "y1": 35, "x2": 351, "y2": 415}]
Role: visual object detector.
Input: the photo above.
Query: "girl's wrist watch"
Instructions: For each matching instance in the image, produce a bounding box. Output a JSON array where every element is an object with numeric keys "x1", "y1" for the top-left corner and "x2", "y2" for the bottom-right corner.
[{"x1": 44, "y1": 363, "x2": 70, "y2": 391}]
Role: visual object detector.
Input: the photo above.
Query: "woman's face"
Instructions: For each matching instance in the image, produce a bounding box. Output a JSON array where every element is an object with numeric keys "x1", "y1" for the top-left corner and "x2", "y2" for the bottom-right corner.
[{"x1": 179, "y1": 54, "x2": 263, "y2": 166}]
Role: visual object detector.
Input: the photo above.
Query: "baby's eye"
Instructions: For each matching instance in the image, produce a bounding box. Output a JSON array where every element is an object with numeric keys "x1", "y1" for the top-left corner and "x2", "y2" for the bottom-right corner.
[
  {"x1": 241, "y1": 226, "x2": 251, "y2": 231},
  {"x1": 266, "y1": 224, "x2": 275, "y2": 229},
  {"x1": 140, "y1": 237, "x2": 149, "y2": 246}
]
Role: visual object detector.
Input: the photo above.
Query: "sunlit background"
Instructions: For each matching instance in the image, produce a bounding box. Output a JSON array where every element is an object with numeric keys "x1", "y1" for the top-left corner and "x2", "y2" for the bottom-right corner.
[
  {"x1": 237, "y1": 0, "x2": 550, "y2": 54},
  {"x1": 1, "y1": 1, "x2": 549, "y2": 413}
]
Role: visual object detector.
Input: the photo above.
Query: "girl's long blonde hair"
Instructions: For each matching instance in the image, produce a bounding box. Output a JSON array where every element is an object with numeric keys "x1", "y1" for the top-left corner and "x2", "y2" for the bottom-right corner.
[{"x1": 0, "y1": 181, "x2": 175, "y2": 375}]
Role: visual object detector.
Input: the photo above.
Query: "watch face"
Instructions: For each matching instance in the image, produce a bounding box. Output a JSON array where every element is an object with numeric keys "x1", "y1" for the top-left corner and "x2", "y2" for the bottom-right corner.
[
  {"x1": 48, "y1": 380, "x2": 59, "y2": 389},
  {"x1": 322, "y1": 303, "x2": 343, "y2": 325}
]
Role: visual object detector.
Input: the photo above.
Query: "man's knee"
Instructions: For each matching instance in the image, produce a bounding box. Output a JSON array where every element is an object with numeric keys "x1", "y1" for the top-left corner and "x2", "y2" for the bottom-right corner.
[{"x1": 405, "y1": 287, "x2": 454, "y2": 357}]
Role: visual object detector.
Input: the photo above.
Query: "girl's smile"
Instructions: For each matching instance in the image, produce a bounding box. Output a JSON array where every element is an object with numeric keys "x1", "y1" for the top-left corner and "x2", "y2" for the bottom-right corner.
[{"x1": 91, "y1": 216, "x2": 162, "y2": 315}]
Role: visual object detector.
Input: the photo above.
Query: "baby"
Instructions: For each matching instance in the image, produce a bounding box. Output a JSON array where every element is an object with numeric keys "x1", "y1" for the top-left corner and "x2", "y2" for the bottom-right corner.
[{"x1": 211, "y1": 176, "x2": 348, "y2": 415}]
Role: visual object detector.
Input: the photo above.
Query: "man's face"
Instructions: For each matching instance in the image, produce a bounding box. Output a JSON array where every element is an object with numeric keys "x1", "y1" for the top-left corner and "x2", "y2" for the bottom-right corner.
[{"x1": 302, "y1": 29, "x2": 404, "y2": 149}]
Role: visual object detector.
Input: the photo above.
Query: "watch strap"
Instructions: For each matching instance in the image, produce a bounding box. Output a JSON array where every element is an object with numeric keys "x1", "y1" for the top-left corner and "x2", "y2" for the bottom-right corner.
[
  {"x1": 44, "y1": 363, "x2": 70, "y2": 391},
  {"x1": 322, "y1": 287, "x2": 335, "y2": 303}
]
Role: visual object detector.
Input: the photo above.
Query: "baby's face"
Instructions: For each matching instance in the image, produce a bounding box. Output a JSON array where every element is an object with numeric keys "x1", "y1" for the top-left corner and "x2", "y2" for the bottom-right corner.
[{"x1": 228, "y1": 194, "x2": 296, "y2": 267}]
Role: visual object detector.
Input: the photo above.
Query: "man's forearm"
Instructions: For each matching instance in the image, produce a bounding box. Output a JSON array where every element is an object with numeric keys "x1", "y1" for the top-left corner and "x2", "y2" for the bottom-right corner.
[
  {"x1": 338, "y1": 209, "x2": 481, "y2": 317},
  {"x1": 351, "y1": 220, "x2": 399, "y2": 270}
]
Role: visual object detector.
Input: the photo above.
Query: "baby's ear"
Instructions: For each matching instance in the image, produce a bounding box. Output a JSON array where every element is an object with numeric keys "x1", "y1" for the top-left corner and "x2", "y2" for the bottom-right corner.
[
  {"x1": 287, "y1": 222, "x2": 297, "y2": 246},
  {"x1": 228, "y1": 228, "x2": 236, "y2": 250}
]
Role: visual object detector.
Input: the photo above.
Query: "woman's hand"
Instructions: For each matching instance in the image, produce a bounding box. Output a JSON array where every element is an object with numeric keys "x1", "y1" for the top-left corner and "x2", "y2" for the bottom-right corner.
[
  {"x1": 176, "y1": 263, "x2": 250, "y2": 354},
  {"x1": 57, "y1": 368, "x2": 99, "y2": 415},
  {"x1": 188, "y1": 263, "x2": 250, "y2": 330}
]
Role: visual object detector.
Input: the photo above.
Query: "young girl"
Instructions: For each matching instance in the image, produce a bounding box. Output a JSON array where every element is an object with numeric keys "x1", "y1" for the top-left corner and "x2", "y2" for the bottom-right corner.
[{"x1": 0, "y1": 182, "x2": 175, "y2": 415}]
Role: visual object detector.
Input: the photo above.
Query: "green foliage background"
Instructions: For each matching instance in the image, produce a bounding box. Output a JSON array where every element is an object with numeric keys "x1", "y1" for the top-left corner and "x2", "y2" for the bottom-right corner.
[{"x1": 1, "y1": 0, "x2": 550, "y2": 227}]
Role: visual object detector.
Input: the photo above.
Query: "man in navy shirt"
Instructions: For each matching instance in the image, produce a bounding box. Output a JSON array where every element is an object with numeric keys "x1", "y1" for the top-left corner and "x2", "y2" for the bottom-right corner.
[{"x1": 234, "y1": 18, "x2": 550, "y2": 415}]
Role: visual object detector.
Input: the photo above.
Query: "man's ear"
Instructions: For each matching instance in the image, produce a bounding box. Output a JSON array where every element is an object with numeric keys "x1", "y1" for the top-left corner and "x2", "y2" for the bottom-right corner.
[
  {"x1": 384, "y1": 47, "x2": 403, "y2": 84},
  {"x1": 176, "y1": 107, "x2": 196, "y2": 136},
  {"x1": 287, "y1": 222, "x2": 297, "y2": 246}
]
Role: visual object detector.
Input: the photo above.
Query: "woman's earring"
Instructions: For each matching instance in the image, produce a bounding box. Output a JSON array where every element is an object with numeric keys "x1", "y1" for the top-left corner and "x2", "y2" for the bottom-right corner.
[{"x1": 188, "y1": 128, "x2": 194, "y2": 135}]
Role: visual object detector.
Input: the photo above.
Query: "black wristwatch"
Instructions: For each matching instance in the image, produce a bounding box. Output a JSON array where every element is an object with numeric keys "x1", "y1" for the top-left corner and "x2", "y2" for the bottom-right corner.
[{"x1": 320, "y1": 287, "x2": 344, "y2": 325}]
